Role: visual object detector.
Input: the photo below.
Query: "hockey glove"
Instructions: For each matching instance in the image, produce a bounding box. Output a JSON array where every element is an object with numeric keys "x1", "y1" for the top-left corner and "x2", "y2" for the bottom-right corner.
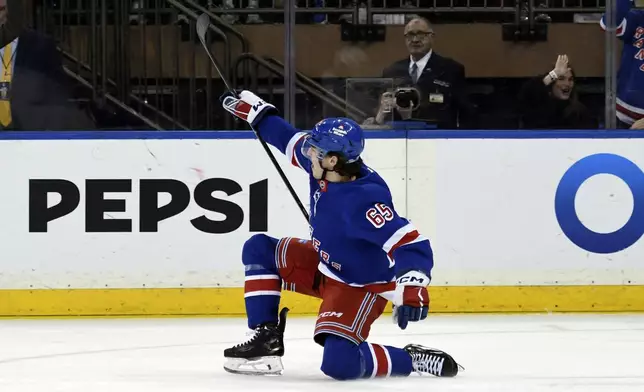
[
  {"x1": 220, "y1": 90, "x2": 277, "y2": 127},
  {"x1": 392, "y1": 270, "x2": 430, "y2": 330}
]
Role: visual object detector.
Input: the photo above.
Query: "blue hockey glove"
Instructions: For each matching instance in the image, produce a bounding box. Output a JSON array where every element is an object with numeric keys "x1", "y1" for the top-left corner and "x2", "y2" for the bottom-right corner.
[
  {"x1": 220, "y1": 90, "x2": 277, "y2": 127},
  {"x1": 392, "y1": 270, "x2": 430, "y2": 330}
]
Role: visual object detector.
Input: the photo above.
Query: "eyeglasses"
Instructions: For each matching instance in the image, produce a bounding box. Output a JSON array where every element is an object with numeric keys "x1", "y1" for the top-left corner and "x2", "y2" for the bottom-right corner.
[{"x1": 404, "y1": 31, "x2": 434, "y2": 40}]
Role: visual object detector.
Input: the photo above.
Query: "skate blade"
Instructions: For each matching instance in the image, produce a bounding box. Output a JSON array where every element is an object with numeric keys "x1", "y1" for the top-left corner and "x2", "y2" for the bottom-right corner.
[{"x1": 223, "y1": 356, "x2": 284, "y2": 376}]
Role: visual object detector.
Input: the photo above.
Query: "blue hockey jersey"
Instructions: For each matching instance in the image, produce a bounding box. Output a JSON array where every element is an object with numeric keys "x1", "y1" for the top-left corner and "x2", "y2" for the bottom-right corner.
[
  {"x1": 601, "y1": 0, "x2": 644, "y2": 124},
  {"x1": 256, "y1": 114, "x2": 434, "y2": 289}
]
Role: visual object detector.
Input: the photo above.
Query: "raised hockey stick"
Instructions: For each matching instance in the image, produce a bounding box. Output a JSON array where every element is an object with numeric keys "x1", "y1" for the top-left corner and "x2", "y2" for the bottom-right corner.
[{"x1": 195, "y1": 13, "x2": 310, "y2": 223}]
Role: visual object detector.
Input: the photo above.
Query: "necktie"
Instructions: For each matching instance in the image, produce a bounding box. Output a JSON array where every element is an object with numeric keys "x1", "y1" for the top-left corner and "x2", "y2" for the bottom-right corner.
[
  {"x1": 410, "y1": 62, "x2": 418, "y2": 83},
  {"x1": 0, "y1": 44, "x2": 12, "y2": 127}
]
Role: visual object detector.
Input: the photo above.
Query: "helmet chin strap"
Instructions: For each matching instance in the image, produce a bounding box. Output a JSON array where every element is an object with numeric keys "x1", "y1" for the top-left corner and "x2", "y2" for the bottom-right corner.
[{"x1": 317, "y1": 155, "x2": 344, "y2": 181}]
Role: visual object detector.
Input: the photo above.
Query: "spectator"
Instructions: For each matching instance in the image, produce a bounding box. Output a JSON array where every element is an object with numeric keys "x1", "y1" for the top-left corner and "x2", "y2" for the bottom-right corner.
[
  {"x1": 362, "y1": 88, "x2": 416, "y2": 127},
  {"x1": 0, "y1": 0, "x2": 95, "y2": 130},
  {"x1": 376, "y1": 17, "x2": 476, "y2": 129},
  {"x1": 518, "y1": 55, "x2": 596, "y2": 129},
  {"x1": 601, "y1": 0, "x2": 644, "y2": 128}
]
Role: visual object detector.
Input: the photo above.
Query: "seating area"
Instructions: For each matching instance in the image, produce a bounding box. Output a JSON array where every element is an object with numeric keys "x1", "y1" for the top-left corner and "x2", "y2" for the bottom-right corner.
[{"x1": 33, "y1": 0, "x2": 611, "y2": 130}]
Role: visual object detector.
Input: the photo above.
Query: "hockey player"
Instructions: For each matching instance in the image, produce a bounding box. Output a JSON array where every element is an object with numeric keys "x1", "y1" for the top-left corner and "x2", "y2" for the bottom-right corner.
[
  {"x1": 219, "y1": 90, "x2": 462, "y2": 380},
  {"x1": 601, "y1": 0, "x2": 644, "y2": 127}
]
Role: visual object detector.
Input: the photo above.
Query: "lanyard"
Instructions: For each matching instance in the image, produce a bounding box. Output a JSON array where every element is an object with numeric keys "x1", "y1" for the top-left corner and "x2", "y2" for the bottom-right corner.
[{"x1": 0, "y1": 44, "x2": 16, "y2": 76}]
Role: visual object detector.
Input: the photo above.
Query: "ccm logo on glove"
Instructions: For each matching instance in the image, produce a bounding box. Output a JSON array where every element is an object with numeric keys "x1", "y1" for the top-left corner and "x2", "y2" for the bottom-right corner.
[
  {"x1": 393, "y1": 270, "x2": 430, "y2": 330},
  {"x1": 396, "y1": 275, "x2": 427, "y2": 285}
]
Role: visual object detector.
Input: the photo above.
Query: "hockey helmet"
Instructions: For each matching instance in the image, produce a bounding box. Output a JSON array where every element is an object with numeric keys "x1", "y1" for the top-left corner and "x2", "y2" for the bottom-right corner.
[{"x1": 301, "y1": 117, "x2": 365, "y2": 163}]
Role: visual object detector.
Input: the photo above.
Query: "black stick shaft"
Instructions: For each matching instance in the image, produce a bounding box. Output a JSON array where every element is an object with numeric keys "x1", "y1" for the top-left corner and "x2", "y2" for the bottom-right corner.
[{"x1": 196, "y1": 15, "x2": 310, "y2": 223}]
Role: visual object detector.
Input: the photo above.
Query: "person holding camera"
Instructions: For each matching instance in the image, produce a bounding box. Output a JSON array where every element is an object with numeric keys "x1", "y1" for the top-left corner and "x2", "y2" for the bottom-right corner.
[
  {"x1": 376, "y1": 17, "x2": 476, "y2": 129},
  {"x1": 362, "y1": 87, "x2": 420, "y2": 126}
]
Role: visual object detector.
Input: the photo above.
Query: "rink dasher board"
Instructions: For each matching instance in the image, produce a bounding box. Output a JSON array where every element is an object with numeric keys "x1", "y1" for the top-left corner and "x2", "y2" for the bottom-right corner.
[{"x1": 0, "y1": 129, "x2": 643, "y2": 316}]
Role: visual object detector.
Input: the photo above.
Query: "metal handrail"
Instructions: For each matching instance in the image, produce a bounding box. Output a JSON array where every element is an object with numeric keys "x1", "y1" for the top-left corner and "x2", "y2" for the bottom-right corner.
[
  {"x1": 59, "y1": 49, "x2": 191, "y2": 131},
  {"x1": 41, "y1": 3, "x2": 600, "y2": 16},
  {"x1": 204, "y1": 7, "x2": 511, "y2": 15},
  {"x1": 264, "y1": 57, "x2": 367, "y2": 120},
  {"x1": 532, "y1": 7, "x2": 604, "y2": 12},
  {"x1": 62, "y1": 66, "x2": 164, "y2": 131},
  {"x1": 233, "y1": 53, "x2": 367, "y2": 121},
  {"x1": 368, "y1": 7, "x2": 516, "y2": 13}
]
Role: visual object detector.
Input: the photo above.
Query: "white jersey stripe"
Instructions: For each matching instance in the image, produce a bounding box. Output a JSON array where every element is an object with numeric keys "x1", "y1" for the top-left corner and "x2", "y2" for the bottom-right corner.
[
  {"x1": 600, "y1": 17, "x2": 626, "y2": 37},
  {"x1": 285, "y1": 132, "x2": 307, "y2": 169},
  {"x1": 617, "y1": 110, "x2": 635, "y2": 125},
  {"x1": 382, "y1": 223, "x2": 417, "y2": 254}
]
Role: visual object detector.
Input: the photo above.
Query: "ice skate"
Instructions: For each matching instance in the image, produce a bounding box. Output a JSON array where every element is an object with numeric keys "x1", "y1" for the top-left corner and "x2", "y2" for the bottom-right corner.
[
  {"x1": 223, "y1": 307, "x2": 289, "y2": 375},
  {"x1": 403, "y1": 343, "x2": 463, "y2": 377}
]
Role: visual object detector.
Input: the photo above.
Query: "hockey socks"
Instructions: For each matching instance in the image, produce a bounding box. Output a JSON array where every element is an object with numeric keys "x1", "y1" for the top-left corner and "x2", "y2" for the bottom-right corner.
[
  {"x1": 241, "y1": 234, "x2": 282, "y2": 328},
  {"x1": 244, "y1": 273, "x2": 281, "y2": 329},
  {"x1": 321, "y1": 335, "x2": 412, "y2": 380},
  {"x1": 359, "y1": 341, "x2": 413, "y2": 378}
]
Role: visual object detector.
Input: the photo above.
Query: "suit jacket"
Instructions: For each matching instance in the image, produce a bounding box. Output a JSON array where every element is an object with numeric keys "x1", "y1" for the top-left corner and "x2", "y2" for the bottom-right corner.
[
  {"x1": 3, "y1": 29, "x2": 95, "y2": 130},
  {"x1": 382, "y1": 52, "x2": 476, "y2": 129}
]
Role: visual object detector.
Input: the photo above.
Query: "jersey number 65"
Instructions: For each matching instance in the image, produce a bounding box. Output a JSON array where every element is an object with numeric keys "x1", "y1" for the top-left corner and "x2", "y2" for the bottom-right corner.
[{"x1": 365, "y1": 203, "x2": 394, "y2": 228}]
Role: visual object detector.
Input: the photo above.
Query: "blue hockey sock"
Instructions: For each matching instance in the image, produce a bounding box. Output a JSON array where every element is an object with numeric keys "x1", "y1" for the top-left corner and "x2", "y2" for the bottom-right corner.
[
  {"x1": 358, "y1": 342, "x2": 413, "y2": 378},
  {"x1": 242, "y1": 234, "x2": 282, "y2": 329},
  {"x1": 321, "y1": 335, "x2": 413, "y2": 380}
]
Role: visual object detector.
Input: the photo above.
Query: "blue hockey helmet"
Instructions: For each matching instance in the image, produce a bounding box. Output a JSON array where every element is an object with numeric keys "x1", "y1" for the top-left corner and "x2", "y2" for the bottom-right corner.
[{"x1": 301, "y1": 117, "x2": 365, "y2": 163}]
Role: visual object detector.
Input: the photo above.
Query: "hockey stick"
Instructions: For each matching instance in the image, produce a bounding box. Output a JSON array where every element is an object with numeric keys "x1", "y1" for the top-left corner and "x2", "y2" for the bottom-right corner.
[{"x1": 195, "y1": 13, "x2": 310, "y2": 223}]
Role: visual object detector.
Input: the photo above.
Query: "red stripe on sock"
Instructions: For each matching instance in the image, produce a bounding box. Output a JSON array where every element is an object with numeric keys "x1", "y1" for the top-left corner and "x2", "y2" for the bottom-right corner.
[
  {"x1": 244, "y1": 278, "x2": 281, "y2": 294},
  {"x1": 372, "y1": 344, "x2": 389, "y2": 377}
]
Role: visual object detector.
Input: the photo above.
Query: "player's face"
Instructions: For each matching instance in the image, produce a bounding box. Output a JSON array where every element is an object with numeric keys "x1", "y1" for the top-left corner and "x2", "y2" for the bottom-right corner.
[
  {"x1": 307, "y1": 147, "x2": 325, "y2": 179},
  {"x1": 306, "y1": 147, "x2": 338, "y2": 180}
]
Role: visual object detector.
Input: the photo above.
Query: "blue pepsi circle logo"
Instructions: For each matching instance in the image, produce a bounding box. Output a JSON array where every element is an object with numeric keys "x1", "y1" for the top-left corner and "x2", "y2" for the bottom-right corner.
[{"x1": 554, "y1": 153, "x2": 644, "y2": 254}]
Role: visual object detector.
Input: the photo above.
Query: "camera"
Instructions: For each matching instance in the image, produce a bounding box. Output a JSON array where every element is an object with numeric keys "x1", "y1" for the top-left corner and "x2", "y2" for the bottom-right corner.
[{"x1": 394, "y1": 87, "x2": 420, "y2": 110}]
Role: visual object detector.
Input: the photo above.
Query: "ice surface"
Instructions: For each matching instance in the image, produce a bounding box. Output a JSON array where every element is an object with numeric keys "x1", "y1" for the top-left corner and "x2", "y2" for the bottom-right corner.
[{"x1": 0, "y1": 314, "x2": 643, "y2": 391}]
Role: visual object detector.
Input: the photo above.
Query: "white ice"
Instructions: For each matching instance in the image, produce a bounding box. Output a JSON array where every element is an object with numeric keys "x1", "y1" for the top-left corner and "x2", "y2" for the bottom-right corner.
[{"x1": 0, "y1": 313, "x2": 643, "y2": 392}]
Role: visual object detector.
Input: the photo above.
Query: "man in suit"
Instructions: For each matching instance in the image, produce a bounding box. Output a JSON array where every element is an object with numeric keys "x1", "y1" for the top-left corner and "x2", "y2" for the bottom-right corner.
[
  {"x1": 379, "y1": 17, "x2": 476, "y2": 129},
  {"x1": 0, "y1": 0, "x2": 95, "y2": 130}
]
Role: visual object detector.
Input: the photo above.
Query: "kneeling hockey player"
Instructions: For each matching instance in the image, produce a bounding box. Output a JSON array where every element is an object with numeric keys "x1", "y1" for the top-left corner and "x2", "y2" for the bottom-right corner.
[{"x1": 219, "y1": 90, "x2": 462, "y2": 380}]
